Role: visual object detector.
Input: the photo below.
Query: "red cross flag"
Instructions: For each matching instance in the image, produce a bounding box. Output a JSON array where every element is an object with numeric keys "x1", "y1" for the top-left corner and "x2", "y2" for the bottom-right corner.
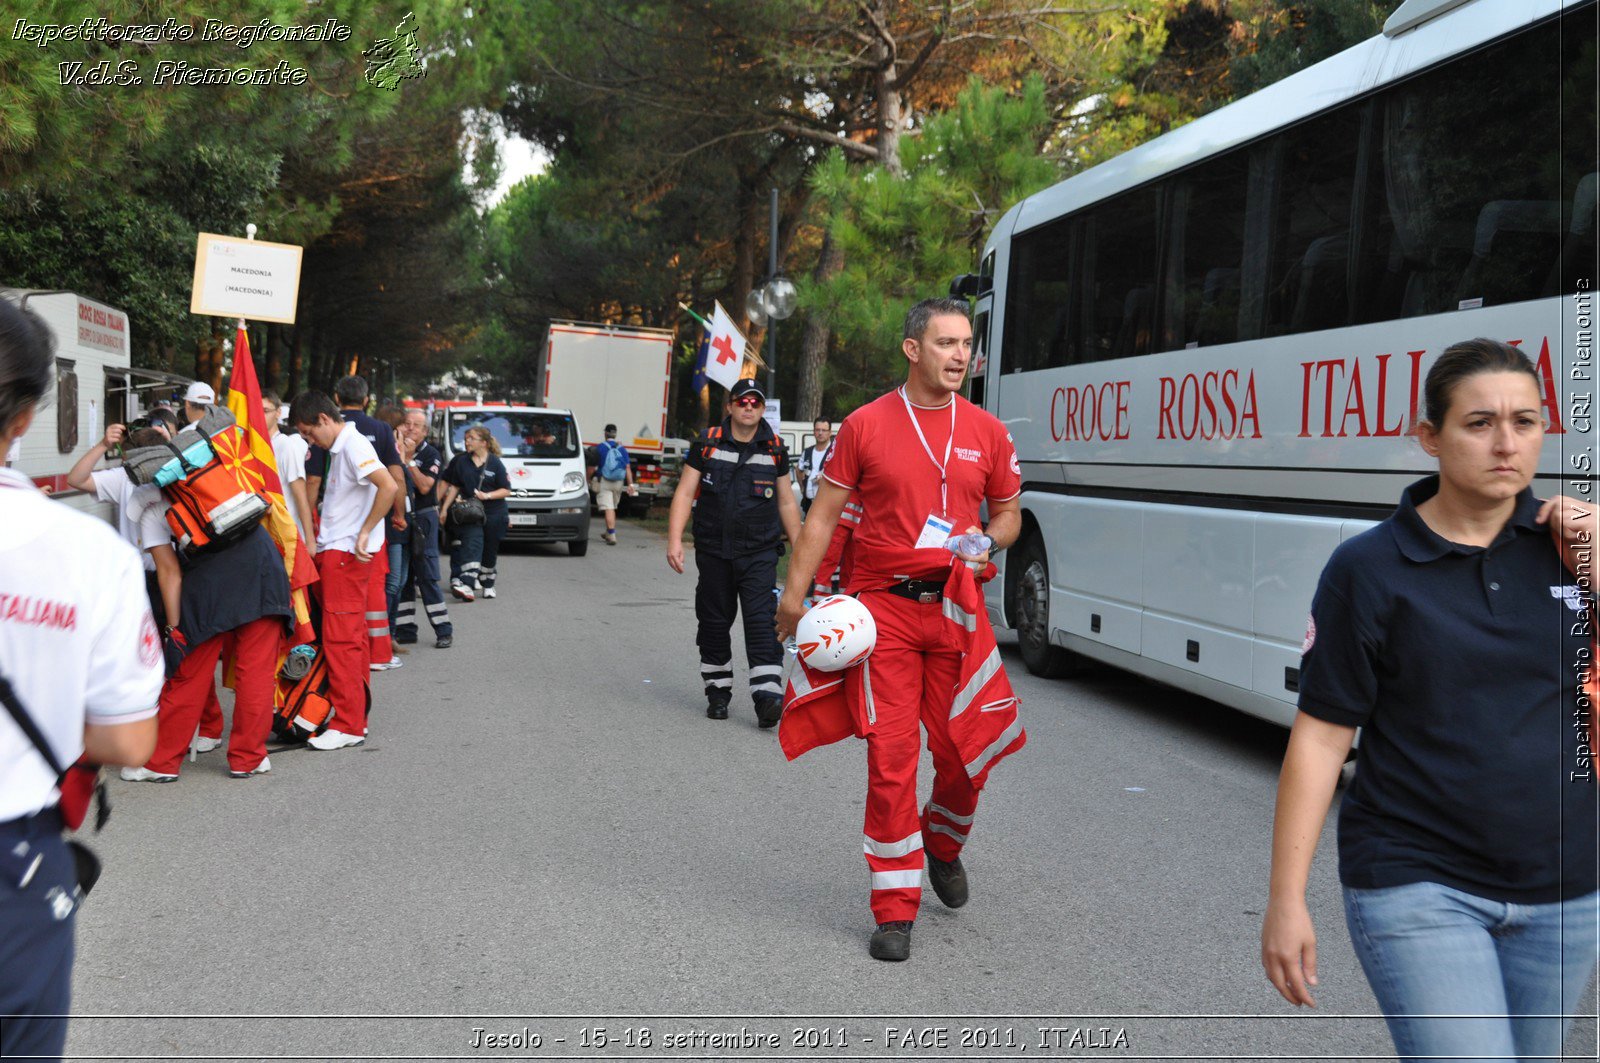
[{"x1": 705, "y1": 300, "x2": 747, "y2": 393}]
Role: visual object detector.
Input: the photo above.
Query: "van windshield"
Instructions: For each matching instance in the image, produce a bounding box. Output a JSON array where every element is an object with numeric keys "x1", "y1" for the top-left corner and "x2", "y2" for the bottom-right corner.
[{"x1": 450, "y1": 412, "x2": 579, "y2": 458}]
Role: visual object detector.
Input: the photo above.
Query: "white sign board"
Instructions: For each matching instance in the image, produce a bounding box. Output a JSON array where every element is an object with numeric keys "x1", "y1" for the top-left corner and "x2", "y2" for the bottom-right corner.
[
  {"x1": 764, "y1": 398, "x2": 781, "y2": 435},
  {"x1": 190, "y1": 232, "x2": 303, "y2": 324}
]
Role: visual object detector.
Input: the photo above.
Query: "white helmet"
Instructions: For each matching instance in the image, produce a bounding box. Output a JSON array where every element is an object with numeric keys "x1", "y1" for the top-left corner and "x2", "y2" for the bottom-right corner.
[{"x1": 796, "y1": 594, "x2": 877, "y2": 672}]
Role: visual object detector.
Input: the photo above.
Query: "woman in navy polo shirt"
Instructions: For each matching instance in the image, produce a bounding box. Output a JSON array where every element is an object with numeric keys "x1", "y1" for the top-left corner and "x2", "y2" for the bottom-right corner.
[
  {"x1": 439, "y1": 425, "x2": 510, "y2": 602},
  {"x1": 1262, "y1": 339, "x2": 1598, "y2": 1060}
]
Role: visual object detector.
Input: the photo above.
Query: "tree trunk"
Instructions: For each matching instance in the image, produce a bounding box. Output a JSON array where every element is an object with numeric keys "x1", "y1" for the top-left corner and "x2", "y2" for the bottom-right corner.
[
  {"x1": 265, "y1": 323, "x2": 285, "y2": 392},
  {"x1": 287, "y1": 325, "x2": 302, "y2": 396},
  {"x1": 797, "y1": 229, "x2": 845, "y2": 420}
]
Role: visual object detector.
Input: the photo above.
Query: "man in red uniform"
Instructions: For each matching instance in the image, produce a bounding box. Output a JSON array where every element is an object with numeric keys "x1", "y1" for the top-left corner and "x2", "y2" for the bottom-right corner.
[
  {"x1": 291, "y1": 391, "x2": 397, "y2": 750},
  {"x1": 778, "y1": 297, "x2": 1023, "y2": 961}
]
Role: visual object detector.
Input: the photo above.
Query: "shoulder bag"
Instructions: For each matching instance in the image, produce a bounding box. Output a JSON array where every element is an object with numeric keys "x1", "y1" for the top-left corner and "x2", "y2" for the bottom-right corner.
[{"x1": 0, "y1": 675, "x2": 106, "y2": 897}]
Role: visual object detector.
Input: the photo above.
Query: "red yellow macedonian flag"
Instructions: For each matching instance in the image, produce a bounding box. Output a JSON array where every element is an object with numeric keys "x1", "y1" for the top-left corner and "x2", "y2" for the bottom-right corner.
[{"x1": 223, "y1": 324, "x2": 317, "y2": 643}]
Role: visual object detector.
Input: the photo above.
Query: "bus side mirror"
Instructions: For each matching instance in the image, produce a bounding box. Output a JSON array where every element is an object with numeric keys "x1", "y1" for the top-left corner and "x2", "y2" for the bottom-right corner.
[{"x1": 949, "y1": 273, "x2": 991, "y2": 299}]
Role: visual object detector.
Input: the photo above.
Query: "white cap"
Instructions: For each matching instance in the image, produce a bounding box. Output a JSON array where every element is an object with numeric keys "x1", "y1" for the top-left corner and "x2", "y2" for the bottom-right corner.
[{"x1": 183, "y1": 382, "x2": 216, "y2": 405}]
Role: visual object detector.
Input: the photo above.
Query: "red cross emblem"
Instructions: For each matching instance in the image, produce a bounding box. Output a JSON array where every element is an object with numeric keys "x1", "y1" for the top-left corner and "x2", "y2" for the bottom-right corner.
[{"x1": 712, "y1": 334, "x2": 738, "y2": 365}]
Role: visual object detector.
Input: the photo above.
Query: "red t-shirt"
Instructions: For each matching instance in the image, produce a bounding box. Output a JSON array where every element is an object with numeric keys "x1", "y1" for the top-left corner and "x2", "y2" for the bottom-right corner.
[{"x1": 822, "y1": 388, "x2": 1021, "y2": 589}]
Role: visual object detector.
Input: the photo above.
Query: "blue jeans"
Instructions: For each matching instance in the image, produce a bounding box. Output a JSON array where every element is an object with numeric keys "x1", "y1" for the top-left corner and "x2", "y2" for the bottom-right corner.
[
  {"x1": 1344, "y1": 881, "x2": 1599, "y2": 1061},
  {"x1": 385, "y1": 539, "x2": 409, "y2": 630}
]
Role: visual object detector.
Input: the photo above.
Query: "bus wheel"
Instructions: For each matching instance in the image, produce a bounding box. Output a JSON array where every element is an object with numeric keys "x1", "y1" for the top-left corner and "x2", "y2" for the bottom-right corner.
[{"x1": 1012, "y1": 537, "x2": 1076, "y2": 678}]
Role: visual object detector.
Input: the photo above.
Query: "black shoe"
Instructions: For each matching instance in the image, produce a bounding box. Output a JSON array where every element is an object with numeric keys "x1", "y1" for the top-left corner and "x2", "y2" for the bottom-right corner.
[
  {"x1": 869, "y1": 921, "x2": 913, "y2": 961},
  {"x1": 706, "y1": 692, "x2": 731, "y2": 720},
  {"x1": 754, "y1": 695, "x2": 783, "y2": 729},
  {"x1": 435, "y1": 635, "x2": 453, "y2": 649},
  {"x1": 927, "y1": 854, "x2": 968, "y2": 908},
  {"x1": 394, "y1": 633, "x2": 418, "y2": 645}
]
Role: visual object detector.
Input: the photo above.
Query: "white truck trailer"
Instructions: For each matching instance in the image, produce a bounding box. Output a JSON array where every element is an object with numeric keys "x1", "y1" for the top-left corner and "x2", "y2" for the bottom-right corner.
[
  {"x1": 1, "y1": 289, "x2": 136, "y2": 523},
  {"x1": 542, "y1": 320, "x2": 674, "y2": 513}
]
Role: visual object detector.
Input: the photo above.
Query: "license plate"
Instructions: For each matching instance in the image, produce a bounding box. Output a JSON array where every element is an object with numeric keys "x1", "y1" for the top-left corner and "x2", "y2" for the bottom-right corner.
[{"x1": 509, "y1": 514, "x2": 538, "y2": 526}]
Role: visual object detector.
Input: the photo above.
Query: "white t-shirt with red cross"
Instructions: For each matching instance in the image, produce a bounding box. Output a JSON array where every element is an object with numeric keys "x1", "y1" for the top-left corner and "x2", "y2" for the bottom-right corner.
[{"x1": 822, "y1": 387, "x2": 1020, "y2": 589}]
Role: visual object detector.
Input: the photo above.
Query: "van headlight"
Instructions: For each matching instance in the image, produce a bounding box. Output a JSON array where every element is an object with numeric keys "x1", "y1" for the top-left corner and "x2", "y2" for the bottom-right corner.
[{"x1": 562, "y1": 472, "x2": 584, "y2": 492}]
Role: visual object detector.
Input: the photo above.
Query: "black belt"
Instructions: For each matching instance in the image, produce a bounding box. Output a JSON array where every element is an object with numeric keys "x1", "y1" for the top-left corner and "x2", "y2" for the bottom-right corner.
[{"x1": 882, "y1": 579, "x2": 945, "y2": 604}]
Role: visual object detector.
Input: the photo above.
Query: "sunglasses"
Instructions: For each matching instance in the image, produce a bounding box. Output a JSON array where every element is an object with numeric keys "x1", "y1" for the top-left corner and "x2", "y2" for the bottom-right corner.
[{"x1": 733, "y1": 396, "x2": 764, "y2": 408}]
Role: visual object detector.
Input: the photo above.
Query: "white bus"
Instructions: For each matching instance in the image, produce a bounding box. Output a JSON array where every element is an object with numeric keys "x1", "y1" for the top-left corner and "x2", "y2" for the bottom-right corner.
[{"x1": 963, "y1": 0, "x2": 1597, "y2": 726}]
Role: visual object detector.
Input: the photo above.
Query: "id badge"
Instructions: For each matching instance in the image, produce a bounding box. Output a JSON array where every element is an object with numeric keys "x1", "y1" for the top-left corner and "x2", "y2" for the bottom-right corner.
[{"x1": 915, "y1": 512, "x2": 954, "y2": 550}]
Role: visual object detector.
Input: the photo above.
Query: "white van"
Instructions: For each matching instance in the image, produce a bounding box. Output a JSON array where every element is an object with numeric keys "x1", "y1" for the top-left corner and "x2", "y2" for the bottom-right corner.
[{"x1": 431, "y1": 404, "x2": 592, "y2": 556}]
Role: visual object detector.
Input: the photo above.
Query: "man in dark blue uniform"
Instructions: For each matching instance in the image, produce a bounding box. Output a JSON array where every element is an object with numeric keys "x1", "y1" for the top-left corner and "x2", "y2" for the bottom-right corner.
[
  {"x1": 666, "y1": 379, "x2": 802, "y2": 726},
  {"x1": 393, "y1": 409, "x2": 453, "y2": 648}
]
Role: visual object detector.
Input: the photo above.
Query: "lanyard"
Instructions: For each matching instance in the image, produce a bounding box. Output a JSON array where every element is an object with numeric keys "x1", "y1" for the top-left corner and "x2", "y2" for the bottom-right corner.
[{"x1": 900, "y1": 387, "x2": 955, "y2": 516}]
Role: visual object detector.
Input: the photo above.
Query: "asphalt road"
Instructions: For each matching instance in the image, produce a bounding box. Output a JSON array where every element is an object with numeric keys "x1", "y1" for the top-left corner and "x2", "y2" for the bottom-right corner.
[{"x1": 66, "y1": 522, "x2": 1597, "y2": 1061}]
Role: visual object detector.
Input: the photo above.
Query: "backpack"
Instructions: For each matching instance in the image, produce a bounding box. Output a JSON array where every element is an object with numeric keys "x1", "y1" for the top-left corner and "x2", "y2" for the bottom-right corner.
[
  {"x1": 124, "y1": 408, "x2": 269, "y2": 560},
  {"x1": 599, "y1": 441, "x2": 629, "y2": 481},
  {"x1": 274, "y1": 644, "x2": 334, "y2": 741}
]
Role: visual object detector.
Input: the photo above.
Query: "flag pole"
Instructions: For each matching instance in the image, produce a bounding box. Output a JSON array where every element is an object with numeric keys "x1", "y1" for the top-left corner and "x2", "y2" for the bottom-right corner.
[{"x1": 677, "y1": 302, "x2": 710, "y2": 329}]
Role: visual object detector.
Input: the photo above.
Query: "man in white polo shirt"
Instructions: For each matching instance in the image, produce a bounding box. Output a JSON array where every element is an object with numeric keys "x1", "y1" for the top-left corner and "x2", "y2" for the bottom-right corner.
[{"x1": 289, "y1": 391, "x2": 397, "y2": 750}]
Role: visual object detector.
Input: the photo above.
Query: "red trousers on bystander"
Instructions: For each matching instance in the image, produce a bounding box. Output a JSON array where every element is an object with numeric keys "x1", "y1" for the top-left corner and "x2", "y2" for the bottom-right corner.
[
  {"x1": 366, "y1": 546, "x2": 391, "y2": 667},
  {"x1": 318, "y1": 549, "x2": 373, "y2": 736},
  {"x1": 147, "y1": 616, "x2": 282, "y2": 775}
]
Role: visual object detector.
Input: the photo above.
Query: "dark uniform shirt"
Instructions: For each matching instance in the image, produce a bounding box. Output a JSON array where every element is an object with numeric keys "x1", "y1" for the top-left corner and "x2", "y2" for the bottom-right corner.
[
  {"x1": 410, "y1": 441, "x2": 442, "y2": 511},
  {"x1": 685, "y1": 419, "x2": 789, "y2": 559},
  {"x1": 1300, "y1": 475, "x2": 1598, "y2": 903},
  {"x1": 442, "y1": 453, "x2": 510, "y2": 517}
]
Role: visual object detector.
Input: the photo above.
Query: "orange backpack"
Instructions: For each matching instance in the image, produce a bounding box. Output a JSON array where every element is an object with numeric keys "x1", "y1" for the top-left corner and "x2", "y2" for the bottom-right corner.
[{"x1": 160, "y1": 427, "x2": 269, "y2": 559}]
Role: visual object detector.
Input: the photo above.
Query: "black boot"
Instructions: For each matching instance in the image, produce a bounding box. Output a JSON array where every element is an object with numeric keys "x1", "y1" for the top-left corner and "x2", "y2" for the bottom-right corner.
[
  {"x1": 706, "y1": 690, "x2": 731, "y2": 720},
  {"x1": 927, "y1": 854, "x2": 968, "y2": 909},
  {"x1": 754, "y1": 695, "x2": 783, "y2": 729},
  {"x1": 869, "y1": 921, "x2": 913, "y2": 961}
]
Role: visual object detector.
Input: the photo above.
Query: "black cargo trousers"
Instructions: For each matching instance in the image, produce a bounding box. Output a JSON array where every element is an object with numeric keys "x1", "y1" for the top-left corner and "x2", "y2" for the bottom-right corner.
[{"x1": 694, "y1": 547, "x2": 784, "y2": 706}]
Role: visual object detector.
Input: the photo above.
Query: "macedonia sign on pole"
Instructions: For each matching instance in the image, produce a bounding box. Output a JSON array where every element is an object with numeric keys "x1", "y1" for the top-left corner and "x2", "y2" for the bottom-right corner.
[{"x1": 190, "y1": 232, "x2": 303, "y2": 324}]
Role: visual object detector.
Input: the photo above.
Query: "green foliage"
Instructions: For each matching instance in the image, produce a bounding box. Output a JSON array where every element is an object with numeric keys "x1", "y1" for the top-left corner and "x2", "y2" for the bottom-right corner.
[
  {"x1": 1229, "y1": 0, "x2": 1398, "y2": 96},
  {"x1": 803, "y1": 76, "x2": 1057, "y2": 406}
]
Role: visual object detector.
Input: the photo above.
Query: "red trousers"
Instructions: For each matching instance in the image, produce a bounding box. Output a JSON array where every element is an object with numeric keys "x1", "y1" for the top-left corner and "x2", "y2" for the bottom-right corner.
[
  {"x1": 858, "y1": 590, "x2": 981, "y2": 924},
  {"x1": 317, "y1": 549, "x2": 373, "y2": 736},
  {"x1": 199, "y1": 683, "x2": 224, "y2": 740},
  {"x1": 147, "y1": 617, "x2": 282, "y2": 775},
  {"x1": 196, "y1": 632, "x2": 233, "y2": 740},
  {"x1": 366, "y1": 546, "x2": 391, "y2": 666}
]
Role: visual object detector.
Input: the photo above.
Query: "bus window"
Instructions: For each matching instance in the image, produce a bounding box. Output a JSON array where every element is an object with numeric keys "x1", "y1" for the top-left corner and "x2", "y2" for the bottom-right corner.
[
  {"x1": 1002, "y1": 217, "x2": 1078, "y2": 374},
  {"x1": 1265, "y1": 108, "x2": 1360, "y2": 337},
  {"x1": 1080, "y1": 186, "x2": 1160, "y2": 361},
  {"x1": 970, "y1": 308, "x2": 990, "y2": 408},
  {"x1": 1165, "y1": 150, "x2": 1250, "y2": 351},
  {"x1": 1370, "y1": 12, "x2": 1574, "y2": 317}
]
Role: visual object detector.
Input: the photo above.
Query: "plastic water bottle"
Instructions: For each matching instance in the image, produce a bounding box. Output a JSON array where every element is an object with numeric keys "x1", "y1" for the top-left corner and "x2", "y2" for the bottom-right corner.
[{"x1": 943, "y1": 532, "x2": 993, "y2": 558}]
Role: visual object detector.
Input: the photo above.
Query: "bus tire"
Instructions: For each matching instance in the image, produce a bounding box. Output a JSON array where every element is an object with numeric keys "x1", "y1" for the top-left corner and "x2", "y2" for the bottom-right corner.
[{"x1": 1012, "y1": 536, "x2": 1076, "y2": 678}]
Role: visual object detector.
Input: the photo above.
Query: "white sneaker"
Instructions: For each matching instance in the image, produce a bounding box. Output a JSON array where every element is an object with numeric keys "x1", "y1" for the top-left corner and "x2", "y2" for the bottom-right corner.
[
  {"x1": 191, "y1": 736, "x2": 222, "y2": 754},
  {"x1": 306, "y1": 729, "x2": 365, "y2": 751},
  {"x1": 451, "y1": 581, "x2": 475, "y2": 602},
  {"x1": 120, "y1": 766, "x2": 178, "y2": 783},
  {"x1": 229, "y1": 756, "x2": 271, "y2": 779},
  {"x1": 369, "y1": 655, "x2": 403, "y2": 672},
  {"x1": 483, "y1": 587, "x2": 497, "y2": 599}
]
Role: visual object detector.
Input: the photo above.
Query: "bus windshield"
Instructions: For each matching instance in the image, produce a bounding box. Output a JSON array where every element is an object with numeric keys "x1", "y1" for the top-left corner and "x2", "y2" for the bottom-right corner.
[{"x1": 450, "y1": 411, "x2": 579, "y2": 458}]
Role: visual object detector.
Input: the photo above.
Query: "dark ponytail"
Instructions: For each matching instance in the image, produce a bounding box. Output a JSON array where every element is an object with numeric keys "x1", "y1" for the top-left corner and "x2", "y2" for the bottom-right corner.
[{"x1": 0, "y1": 299, "x2": 54, "y2": 438}]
